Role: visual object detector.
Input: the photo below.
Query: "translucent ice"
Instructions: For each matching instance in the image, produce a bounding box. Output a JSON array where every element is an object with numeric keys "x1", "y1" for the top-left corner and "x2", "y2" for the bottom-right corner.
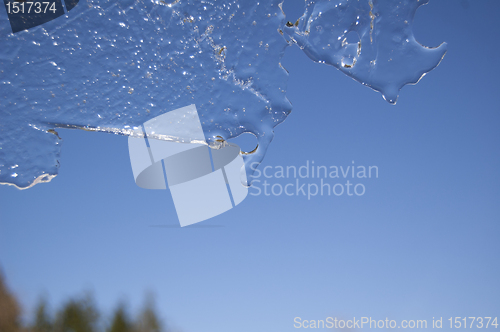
[
  {"x1": 0, "y1": 0, "x2": 445, "y2": 189},
  {"x1": 283, "y1": 0, "x2": 447, "y2": 103},
  {"x1": 0, "y1": 0, "x2": 290, "y2": 188}
]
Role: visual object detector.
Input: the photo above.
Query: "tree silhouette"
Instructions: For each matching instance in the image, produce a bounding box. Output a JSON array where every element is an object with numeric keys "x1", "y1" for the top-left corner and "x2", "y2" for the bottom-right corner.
[
  {"x1": 32, "y1": 298, "x2": 53, "y2": 332},
  {"x1": 108, "y1": 304, "x2": 133, "y2": 332},
  {"x1": 53, "y1": 295, "x2": 98, "y2": 332},
  {"x1": 135, "y1": 296, "x2": 162, "y2": 332},
  {"x1": 0, "y1": 272, "x2": 22, "y2": 332}
]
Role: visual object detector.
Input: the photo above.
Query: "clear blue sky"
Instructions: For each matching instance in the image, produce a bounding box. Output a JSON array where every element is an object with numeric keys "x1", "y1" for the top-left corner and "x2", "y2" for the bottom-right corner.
[{"x1": 1, "y1": 1, "x2": 499, "y2": 331}]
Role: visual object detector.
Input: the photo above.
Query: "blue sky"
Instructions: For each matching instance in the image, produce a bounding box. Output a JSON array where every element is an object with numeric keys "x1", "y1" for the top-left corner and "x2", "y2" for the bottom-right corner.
[{"x1": 1, "y1": 0, "x2": 499, "y2": 331}]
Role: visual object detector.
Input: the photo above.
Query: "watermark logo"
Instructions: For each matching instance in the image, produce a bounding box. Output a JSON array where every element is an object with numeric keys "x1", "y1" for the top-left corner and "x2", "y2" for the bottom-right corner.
[
  {"x1": 128, "y1": 104, "x2": 248, "y2": 227},
  {"x1": 3, "y1": 0, "x2": 79, "y2": 33},
  {"x1": 250, "y1": 160, "x2": 379, "y2": 199}
]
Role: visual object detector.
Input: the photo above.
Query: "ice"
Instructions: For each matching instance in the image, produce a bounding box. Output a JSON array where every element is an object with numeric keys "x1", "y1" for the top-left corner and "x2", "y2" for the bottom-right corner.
[
  {"x1": 0, "y1": 0, "x2": 445, "y2": 189},
  {"x1": 283, "y1": 0, "x2": 447, "y2": 103}
]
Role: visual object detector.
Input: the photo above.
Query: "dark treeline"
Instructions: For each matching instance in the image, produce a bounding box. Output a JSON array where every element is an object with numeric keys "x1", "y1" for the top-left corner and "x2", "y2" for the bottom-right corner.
[{"x1": 1, "y1": 274, "x2": 168, "y2": 332}]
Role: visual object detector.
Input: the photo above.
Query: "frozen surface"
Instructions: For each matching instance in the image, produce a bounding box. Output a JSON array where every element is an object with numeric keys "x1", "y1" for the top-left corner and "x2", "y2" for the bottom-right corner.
[
  {"x1": 0, "y1": 0, "x2": 445, "y2": 189},
  {"x1": 283, "y1": 0, "x2": 447, "y2": 104}
]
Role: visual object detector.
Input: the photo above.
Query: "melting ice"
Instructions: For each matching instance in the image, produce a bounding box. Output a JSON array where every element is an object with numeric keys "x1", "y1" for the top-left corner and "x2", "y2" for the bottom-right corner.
[{"x1": 0, "y1": 0, "x2": 446, "y2": 189}]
